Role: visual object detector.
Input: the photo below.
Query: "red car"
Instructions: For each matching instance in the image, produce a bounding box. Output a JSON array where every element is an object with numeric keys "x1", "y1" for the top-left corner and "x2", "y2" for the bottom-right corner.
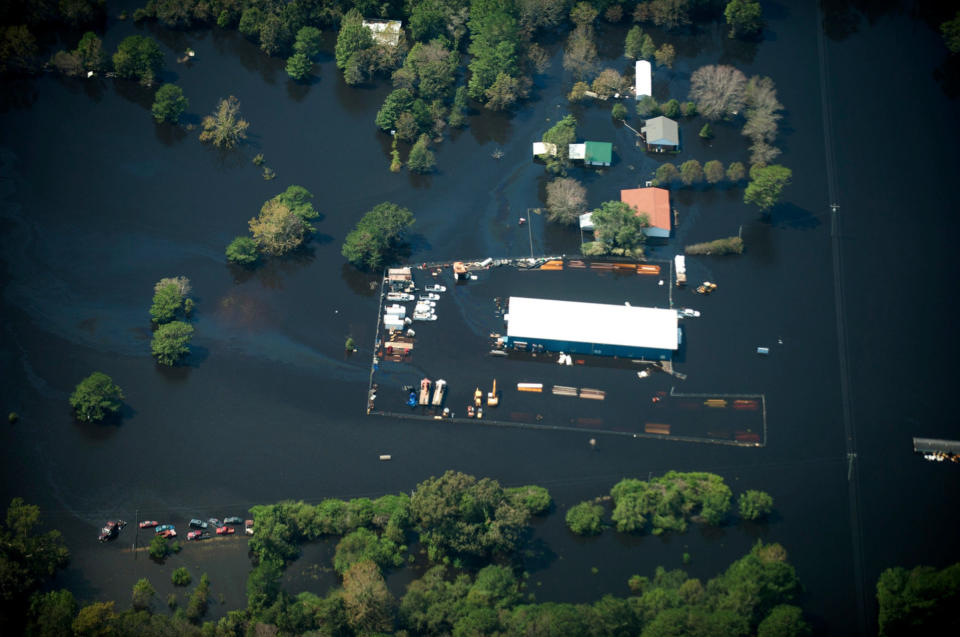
[
  {"x1": 187, "y1": 530, "x2": 203, "y2": 541},
  {"x1": 139, "y1": 520, "x2": 159, "y2": 529},
  {"x1": 215, "y1": 525, "x2": 235, "y2": 536},
  {"x1": 159, "y1": 529, "x2": 177, "y2": 539}
]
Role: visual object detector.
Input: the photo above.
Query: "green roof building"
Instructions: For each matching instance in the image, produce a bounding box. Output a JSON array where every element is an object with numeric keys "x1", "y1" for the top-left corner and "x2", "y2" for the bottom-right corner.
[{"x1": 569, "y1": 141, "x2": 613, "y2": 167}]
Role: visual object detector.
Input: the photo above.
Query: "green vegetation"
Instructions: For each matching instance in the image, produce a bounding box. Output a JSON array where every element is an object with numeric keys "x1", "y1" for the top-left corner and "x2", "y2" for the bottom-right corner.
[
  {"x1": 172, "y1": 567, "x2": 192, "y2": 587},
  {"x1": 151, "y1": 84, "x2": 188, "y2": 124},
  {"x1": 636, "y1": 95, "x2": 659, "y2": 117},
  {"x1": 699, "y1": 122, "x2": 714, "y2": 138},
  {"x1": 565, "y1": 501, "x2": 604, "y2": 535},
  {"x1": 726, "y1": 0, "x2": 764, "y2": 39},
  {"x1": 248, "y1": 185, "x2": 319, "y2": 256},
  {"x1": 727, "y1": 160, "x2": 747, "y2": 181},
  {"x1": 745, "y1": 164, "x2": 792, "y2": 212},
  {"x1": 27, "y1": 589, "x2": 77, "y2": 636},
  {"x1": 680, "y1": 159, "x2": 704, "y2": 185},
  {"x1": 539, "y1": 114, "x2": 577, "y2": 174},
  {"x1": 50, "y1": 31, "x2": 107, "y2": 77},
  {"x1": 150, "y1": 276, "x2": 192, "y2": 324},
  {"x1": 704, "y1": 159, "x2": 725, "y2": 183},
  {"x1": 635, "y1": 0, "x2": 697, "y2": 29},
  {"x1": 225, "y1": 236, "x2": 259, "y2": 265},
  {"x1": 285, "y1": 25, "x2": 323, "y2": 80},
  {"x1": 877, "y1": 562, "x2": 960, "y2": 636},
  {"x1": 333, "y1": 527, "x2": 407, "y2": 574},
  {"x1": 591, "y1": 68, "x2": 626, "y2": 99},
  {"x1": 611, "y1": 471, "x2": 733, "y2": 534},
  {"x1": 8, "y1": 412, "x2": 18, "y2": 424},
  {"x1": 285, "y1": 52, "x2": 312, "y2": 80},
  {"x1": 654, "y1": 42, "x2": 676, "y2": 68},
  {"x1": 151, "y1": 321, "x2": 194, "y2": 366},
  {"x1": 199, "y1": 96, "x2": 249, "y2": 150},
  {"x1": 112, "y1": 35, "x2": 163, "y2": 85},
  {"x1": 148, "y1": 534, "x2": 171, "y2": 560},
  {"x1": 131, "y1": 578, "x2": 155, "y2": 610},
  {"x1": 743, "y1": 76, "x2": 784, "y2": 165},
  {"x1": 661, "y1": 97, "x2": 681, "y2": 118},
  {"x1": 943, "y1": 12, "x2": 960, "y2": 53},
  {"x1": 654, "y1": 162, "x2": 680, "y2": 185},
  {"x1": 625, "y1": 25, "x2": 645, "y2": 59},
  {"x1": 739, "y1": 489, "x2": 774, "y2": 520},
  {"x1": 611, "y1": 102, "x2": 627, "y2": 121},
  {"x1": 185, "y1": 573, "x2": 211, "y2": 622},
  {"x1": 407, "y1": 134, "x2": 436, "y2": 173},
  {"x1": 505, "y1": 485, "x2": 553, "y2": 515},
  {"x1": 545, "y1": 177, "x2": 586, "y2": 224},
  {"x1": 69, "y1": 372, "x2": 124, "y2": 423},
  {"x1": 685, "y1": 236, "x2": 744, "y2": 256},
  {"x1": 342, "y1": 201, "x2": 415, "y2": 270},
  {"x1": 584, "y1": 200, "x2": 647, "y2": 259},
  {"x1": 689, "y1": 64, "x2": 747, "y2": 120}
]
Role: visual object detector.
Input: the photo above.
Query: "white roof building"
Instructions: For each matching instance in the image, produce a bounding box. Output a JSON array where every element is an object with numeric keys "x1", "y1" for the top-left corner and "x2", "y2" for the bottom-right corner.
[
  {"x1": 504, "y1": 297, "x2": 679, "y2": 357},
  {"x1": 568, "y1": 143, "x2": 586, "y2": 160},
  {"x1": 532, "y1": 142, "x2": 558, "y2": 157},
  {"x1": 635, "y1": 60, "x2": 652, "y2": 99},
  {"x1": 363, "y1": 19, "x2": 402, "y2": 46}
]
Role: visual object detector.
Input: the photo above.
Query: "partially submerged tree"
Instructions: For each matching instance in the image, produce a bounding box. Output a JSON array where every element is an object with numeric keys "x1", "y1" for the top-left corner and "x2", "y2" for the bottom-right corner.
[
  {"x1": 199, "y1": 96, "x2": 249, "y2": 150},
  {"x1": 739, "y1": 490, "x2": 774, "y2": 521},
  {"x1": 704, "y1": 160, "x2": 725, "y2": 184},
  {"x1": 539, "y1": 114, "x2": 577, "y2": 174},
  {"x1": 744, "y1": 164, "x2": 792, "y2": 212},
  {"x1": 725, "y1": 0, "x2": 764, "y2": 39},
  {"x1": 407, "y1": 134, "x2": 436, "y2": 173},
  {"x1": 680, "y1": 159, "x2": 704, "y2": 186},
  {"x1": 112, "y1": 35, "x2": 163, "y2": 85},
  {"x1": 566, "y1": 502, "x2": 604, "y2": 535},
  {"x1": 249, "y1": 200, "x2": 309, "y2": 256},
  {"x1": 226, "y1": 236, "x2": 259, "y2": 265},
  {"x1": 342, "y1": 202, "x2": 415, "y2": 270},
  {"x1": 151, "y1": 321, "x2": 194, "y2": 366},
  {"x1": 689, "y1": 65, "x2": 747, "y2": 120},
  {"x1": 151, "y1": 84, "x2": 188, "y2": 124},
  {"x1": 587, "y1": 201, "x2": 647, "y2": 258},
  {"x1": 545, "y1": 177, "x2": 587, "y2": 224},
  {"x1": 69, "y1": 373, "x2": 124, "y2": 423}
]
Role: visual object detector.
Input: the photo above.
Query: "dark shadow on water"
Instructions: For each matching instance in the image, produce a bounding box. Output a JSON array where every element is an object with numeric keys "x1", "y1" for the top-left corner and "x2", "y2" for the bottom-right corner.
[
  {"x1": 767, "y1": 202, "x2": 822, "y2": 230},
  {"x1": 405, "y1": 232, "x2": 432, "y2": 258},
  {"x1": 340, "y1": 263, "x2": 381, "y2": 298},
  {"x1": 210, "y1": 28, "x2": 281, "y2": 85},
  {"x1": 738, "y1": 513, "x2": 779, "y2": 541},
  {"x1": 934, "y1": 54, "x2": 960, "y2": 99},
  {"x1": 153, "y1": 361, "x2": 194, "y2": 383},
  {"x1": 154, "y1": 122, "x2": 188, "y2": 146},
  {"x1": 244, "y1": 246, "x2": 318, "y2": 289},
  {"x1": 696, "y1": 523, "x2": 728, "y2": 542},
  {"x1": 72, "y1": 407, "x2": 130, "y2": 440},
  {"x1": 741, "y1": 219, "x2": 774, "y2": 265},
  {"x1": 719, "y1": 32, "x2": 761, "y2": 66},
  {"x1": 408, "y1": 171, "x2": 434, "y2": 189},
  {"x1": 468, "y1": 109, "x2": 515, "y2": 146},
  {"x1": 113, "y1": 78, "x2": 154, "y2": 110},
  {"x1": 286, "y1": 77, "x2": 316, "y2": 102},
  {"x1": 184, "y1": 345, "x2": 210, "y2": 368},
  {"x1": 520, "y1": 535, "x2": 558, "y2": 573}
]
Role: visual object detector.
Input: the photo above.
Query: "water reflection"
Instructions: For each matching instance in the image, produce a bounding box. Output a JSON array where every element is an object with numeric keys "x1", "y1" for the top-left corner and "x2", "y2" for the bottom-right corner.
[
  {"x1": 154, "y1": 122, "x2": 188, "y2": 146},
  {"x1": 340, "y1": 263, "x2": 380, "y2": 297},
  {"x1": 113, "y1": 78, "x2": 154, "y2": 110}
]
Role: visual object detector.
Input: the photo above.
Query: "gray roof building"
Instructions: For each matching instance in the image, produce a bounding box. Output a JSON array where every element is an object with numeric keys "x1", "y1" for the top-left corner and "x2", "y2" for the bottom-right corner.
[{"x1": 642, "y1": 116, "x2": 679, "y2": 148}]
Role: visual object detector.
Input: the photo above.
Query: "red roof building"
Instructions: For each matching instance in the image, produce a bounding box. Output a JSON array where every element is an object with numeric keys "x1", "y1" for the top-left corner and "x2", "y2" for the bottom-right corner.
[{"x1": 621, "y1": 187, "x2": 671, "y2": 238}]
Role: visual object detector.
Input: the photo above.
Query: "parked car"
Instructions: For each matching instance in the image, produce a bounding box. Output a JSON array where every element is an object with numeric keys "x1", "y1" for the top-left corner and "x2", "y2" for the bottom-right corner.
[
  {"x1": 244, "y1": 520, "x2": 254, "y2": 536},
  {"x1": 155, "y1": 524, "x2": 174, "y2": 534},
  {"x1": 189, "y1": 519, "x2": 208, "y2": 529},
  {"x1": 187, "y1": 530, "x2": 204, "y2": 541},
  {"x1": 207, "y1": 518, "x2": 221, "y2": 528},
  {"x1": 138, "y1": 520, "x2": 158, "y2": 529},
  {"x1": 223, "y1": 516, "x2": 243, "y2": 525},
  {"x1": 98, "y1": 520, "x2": 126, "y2": 542},
  {"x1": 159, "y1": 529, "x2": 177, "y2": 539},
  {"x1": 215, "y1": 525, "x2": 235, "y2": 536}
]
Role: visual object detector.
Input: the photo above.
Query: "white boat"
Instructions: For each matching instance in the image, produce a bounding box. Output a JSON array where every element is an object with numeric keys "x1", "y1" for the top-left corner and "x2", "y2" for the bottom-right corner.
[
  {"x1": 419, "y1": 293, "x2": 440, "y2": 301},
  {"x1": 425, "y1": 284, "x2": 446, "y2": 293},
  {"x1": 415, "y1": 300, "x2": 436, "y2": 309},
  {"x1": 431, "y1": 379, "x2": 446, "y2": 406},
  {"x1": 678, "y1": 308, "x2": 700, "y2": 318},
  {"x1": 413, "y1": 313, "x2": 437, "y2": 321},
  {"x1": 386, "y1": 292, "x2": 414, "y2": 302}
]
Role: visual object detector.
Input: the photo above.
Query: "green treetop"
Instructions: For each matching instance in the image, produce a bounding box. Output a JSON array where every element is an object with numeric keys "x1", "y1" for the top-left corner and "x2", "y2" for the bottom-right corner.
[
  {"x1": 69, "y1": 372, "x2": 124, "y2": 423},
  {"x1": 744, "y1": 164, "x2": 792, "y2": 212},
  {"x1": 112, "y1": 35, "x2": 163, "y2": 85},
  {"x1": 342, "y1": 202, "x2": 415, "y2": 271},
  {"x1": 588, "y1": 200, "x2": 648, "y2": 259},
  {"x1": 151, "y1": 84, "x2": 188, "y2": 124},
  {"x1": 540, "y1": 114, "x2": 577, "y2": 174}
]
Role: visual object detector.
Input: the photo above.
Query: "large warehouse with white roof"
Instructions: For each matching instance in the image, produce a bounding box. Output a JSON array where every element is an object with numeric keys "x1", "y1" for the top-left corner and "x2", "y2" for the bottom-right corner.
[{"x1": 502, "y1": 297, "x2": 679, "y2": 360}]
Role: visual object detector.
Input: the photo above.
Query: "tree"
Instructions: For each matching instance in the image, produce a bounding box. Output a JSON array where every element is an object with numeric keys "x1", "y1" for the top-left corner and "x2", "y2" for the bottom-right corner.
[
  {"x1": 562, "y1": 26, "x2": 597, "y2": 79},
  {"x1": 342, "y1": 202, "x2": 415, "y2": 270},
  {"x1": 640, "y1": 34, "x2": 656, "y2": 60},
  {"x1": 342, "y1": 560, "x2": 394, "y2": 633},
  {"x1": 249, "y1": 199, "x2": 308, "y2": 255},
  {"x1": 661, "y1": 98, "x2": 680, "y2": 118},
  {"x1": 744, "y1": 164, "x2": 792, "y2": 212},
  {"x1": 151, "y1": 321, "x2": 194, "y2": 366},
  {"x1": 272, "y1": 185, "x2": 318, "y2": 223},
  {"x1": 75, "y1": 32, "x2": 106, "y2": 72},
  {"x1": 185, "y1": 573, "x2": 210, "y2": 622},
  {"x1": 545, "y1": 177, "x2": 586, "y2": 224},
  {"x1": 654, "y1": 162, "x2": 679, "y2": 185},
  {"x1": 151, "y1": 84, "x2": 188, "y2": 124},
  {"x1": 727, "y1": 161, "x2": 747, "y2": 181},
  {"x1": 739, "y1": 490, "x2": 774, "y2": 520},
  {"x1": 485, "y1": 72, "x2": 529, "y2": 111},
  {"x1": 69, "y1": 372, "x2": 123, "y2": 423},
  {"x1": 568, "y1": 81, "x2": 589, "y2": 102},
  {"x1": 590, "y1": 200, "x2": 647, "y2": 258},
  {"x1": 757, "y1": 605, "x2": 810, "y2": 637},
  {"x1": 624, "y1": 26, "x2": 645, "y2": 59},
  {"x1": 636, "y1": 95, "x2": 659, "y2": 118},
  {"x1": 680, "y1": 159, "x2": 703, "y2": 185},
  {"x1": 199, "y1": 96, "x2": 249, "y2": 150},
  {"x1": 943, "y1": 12, "x2": 960, "y2": 53},
  {"x1": 150, "y1": 280, "x2": 190, "y2": 324},
  {"x1": 654, "y1": 43, "x2": 675, "y2": 69},
  {"x1": 699, "y1": 123, "x2": 713, "y2": 139},
  {"x1": 570, "y1": 2, "x2": 599, "y2": 28},
  {"x1": 506, "y1": 486, "x2": 553, "y2": 516},
  {"x1": 636, "y1": 0, "x2": 695, "y2": 29},
  {"x1": 689, "y1": 65, "x2": 747, "y2": 120},
  {"x1": 682, "y1": 101, "x2": 697, "y2": 117},
  {"x1": 333, "y1": 527, "x2": 405, "y2": 574},
  {"x1": 0, "y1": 25, "x2": 38, "y2": 74},
  {"x1": 112, "y1": 35, "x2": 163, "y2": 85},
  {"x1": 0, "y1": 498, "x2": 70, "y2": 615},
  {"x1": 375, "y1": 88, "x2": 414, "y2": 131},
  {"x1": 566, "y1": 502, "x2": 604, "y2": 535},
  {"x1": 28, "y1": 589, "x2": 78, "y2": 637},
  {"x1": 704, "y1": 160, "x2": 725, "y2": 184},
  {"x1": 226, "y1": 236, "x2": 258, "y2": 265},
  {"x1": 877, "y1": 563, "x2": 960, "y2": 636},
  {"x1": 726, "y1": 0, "x2": 763, "y2": 39},
  {"x1": 540, "y1": 114, "x2": 577, "y2": 174},
  {"x1": 72, "y1": 601, "x2": 116, "y2": 636},
  {"x1": 293, "y1": 26, "x2": 322, "y2": 58},
  {"x1": 132, "y1": 578, "x2": 155, "y2": 611},
  {"x1": 149, "y1": 535, "x2": 170, "y2": 560},
  {"x1": 591, "y1": 68, "x2": 625, "y2": 99},
  {"x1": 336, "y1": 9, "x2": 374, "y2": 71},
  {"x1": 285, "y1": 52, "x2": 312, "y2": 80},
  {"x1": 448, "y1": 86, "x2": 469, "y2": 128},
  {"x1": 172, "y1": 567, "x2": 191, "y2": 587},
  {"x1": 407, "y1": 134, "x2": 436, "y2": 173},
  {"x1": 612, "y1": 103, "x2": 627, "y2": 121}
]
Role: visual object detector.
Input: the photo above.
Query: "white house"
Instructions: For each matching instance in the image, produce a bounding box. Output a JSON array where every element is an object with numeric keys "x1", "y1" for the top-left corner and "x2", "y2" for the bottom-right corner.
[
  {"x1": 362, "y1": 20, "x2": 402, "y2": 46},
  {"x1": 635, "y1": 60, "x2": 652, "y2": 100}
]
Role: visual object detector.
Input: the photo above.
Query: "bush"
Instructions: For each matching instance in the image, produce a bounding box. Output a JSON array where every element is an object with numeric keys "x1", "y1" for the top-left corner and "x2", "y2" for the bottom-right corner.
[
  {"x1": 566, "y1": 502, "x2": 604, "y2": 535},
  {"x1": 727, "y1": 161, "x2": 747, "y2": 181},
  {"x1": 149, "y1": 535, "x2": 170, "y2": 560},
  {"x1": 612, "y1": 103, "x2": 627, "y2": 121},
  {"x1": 333, "y1": 527, "x2": 406, "y2": 574},
  {"x1": 738, "y1": 490, "x2": 773, "y2": 520},
  {"x1": 704, "y1": 160, "x2": 725, "y2": 184},
  {"x1": 661, "y1": 98, "x2": 680, "y2": 118},
  {"x1": 132, "y1": 578, "x2": 155, "y2": 610},
  {"x1": 151, "y1": 321, "x2": 194, "y2": 366},
  {"x1": 545, "y1": 177, "x2": 586, "y2": 224},
  {"x1": 653, "y1": 162, "x2": 679, "y2": 186},
  {"x1": 226, "y1": 236, "x2": 259, "y2": 265},
  {"x1": 151, "y1": 84, "x2": 188, "y2": 124},
  {"x1": 342, "y1": 202, "x2": 415, "y2": 270},
  {"x1": 685, "y1": 237, "x2": 744, "y2": 255},
  {"x1": 172, "y1": 567, "x2": 192, "y2": 587},
  {"x1": 636, "y1": 95, "x2": 659, "y2": 118},
  {"x1": 699, "y1": 123, "x2": 713, "y2": 139},
  {"x1": 407, "y1": 134, "x2": 436, "y2": 174},
  {"x1": 199, "y1": 96, "x2": 249, "y2": 150},
  {"x1": 69, "y1": 372, "x2": 124, "y2": 423},
  {"x1": 506, "y1": 486, "x2": 553, "y2": 515}
]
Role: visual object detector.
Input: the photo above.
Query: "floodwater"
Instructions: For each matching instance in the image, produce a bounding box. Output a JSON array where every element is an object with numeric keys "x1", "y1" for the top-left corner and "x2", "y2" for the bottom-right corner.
[{"x1": 1, "y1": 1, "x2": 959, "y2": 633}]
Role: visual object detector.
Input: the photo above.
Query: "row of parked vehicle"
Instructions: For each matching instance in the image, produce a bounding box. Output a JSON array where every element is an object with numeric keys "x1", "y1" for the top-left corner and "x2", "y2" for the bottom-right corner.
[{"x1": 134, "y1": 516, "x2": 254, "y2": 541}]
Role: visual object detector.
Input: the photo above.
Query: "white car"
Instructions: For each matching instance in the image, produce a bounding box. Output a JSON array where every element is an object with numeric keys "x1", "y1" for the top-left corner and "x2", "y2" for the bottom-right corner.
[
  {"x1": 425, "y1": 285, "x2": 446, "y2": 293},
  {"x1": 419, "y1": 293, "x2": 440, "y2": 301}
]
